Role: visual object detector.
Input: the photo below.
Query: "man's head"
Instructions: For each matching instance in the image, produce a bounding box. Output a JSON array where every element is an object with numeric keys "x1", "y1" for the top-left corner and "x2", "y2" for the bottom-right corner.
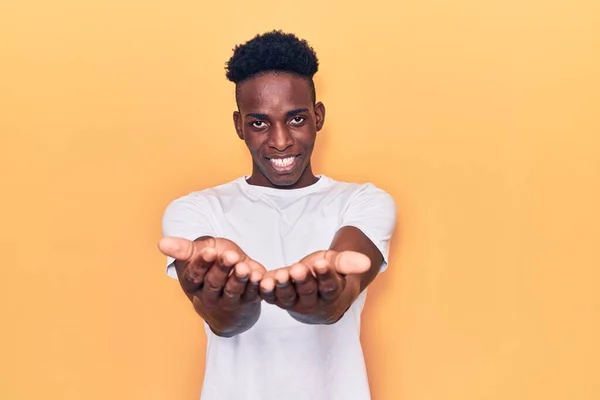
[{"x1": 226, "y1": 30, "x2": 325, "y2": 189}]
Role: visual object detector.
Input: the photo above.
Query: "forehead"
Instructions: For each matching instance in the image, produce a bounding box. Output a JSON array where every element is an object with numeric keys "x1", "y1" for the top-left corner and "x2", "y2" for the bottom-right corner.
[{"x1": 237, "y1": 72, "x2": 312, "y2": 113}]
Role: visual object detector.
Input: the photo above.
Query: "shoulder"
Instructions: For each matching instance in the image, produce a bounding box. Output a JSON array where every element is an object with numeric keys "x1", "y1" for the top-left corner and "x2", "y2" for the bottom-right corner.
[
  {"x1": 324, "y1": 176, "x2": 396, "y2": 207},
  {"x1": 163, "y1": 177, "x2": 245, "y2": 214}
]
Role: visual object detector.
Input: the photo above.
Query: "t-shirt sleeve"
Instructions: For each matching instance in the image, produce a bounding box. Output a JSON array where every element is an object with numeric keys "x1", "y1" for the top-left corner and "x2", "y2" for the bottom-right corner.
[
  {"x1": 161, "y1": 194, "x2": 218, "y2": 279},
  {"x1": 339, "y1": 184, "x2": 397, "y2": 273}
]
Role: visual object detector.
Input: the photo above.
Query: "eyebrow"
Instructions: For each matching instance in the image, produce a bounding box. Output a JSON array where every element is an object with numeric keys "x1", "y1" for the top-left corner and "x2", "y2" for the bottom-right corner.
[
  {"x1": 286, "y1": 108, "x2": 309, "y2": 117},
  {"x1": 246, "y1": 113, "x2": 268, "y2": 120},
  {"x1": 245, "y1": 108, "x2": 309, "y2": 120}
]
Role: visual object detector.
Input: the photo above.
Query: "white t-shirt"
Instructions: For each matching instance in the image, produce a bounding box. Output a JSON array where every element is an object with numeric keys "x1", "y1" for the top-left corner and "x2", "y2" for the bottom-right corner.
[{"x1": 162, "y1": 175, "x2": 396, "y2": 400}]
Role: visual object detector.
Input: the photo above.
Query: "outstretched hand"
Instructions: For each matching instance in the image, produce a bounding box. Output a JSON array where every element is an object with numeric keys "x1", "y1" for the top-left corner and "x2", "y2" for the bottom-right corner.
[
  {"x1": 159, "y1": 237, "x2": 372, "y2": 327},
  {"x1": 158, "y1": 237, "x2": 266, "y2": 313},
  {"x1": 258, "y1": 250, "x2": 371, "y2": 322}
]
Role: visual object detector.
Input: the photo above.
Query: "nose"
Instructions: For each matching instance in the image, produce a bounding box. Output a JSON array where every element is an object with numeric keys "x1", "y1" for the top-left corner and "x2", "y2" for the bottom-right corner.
[{"x1": 268, "y1": 123, "x2": 294, "y2": 152}]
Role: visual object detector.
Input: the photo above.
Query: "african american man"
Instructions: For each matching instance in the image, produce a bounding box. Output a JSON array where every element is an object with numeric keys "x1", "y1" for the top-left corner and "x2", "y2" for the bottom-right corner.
[{"x1": 158, "y1": 30, "x2": 397, "y2": 400}]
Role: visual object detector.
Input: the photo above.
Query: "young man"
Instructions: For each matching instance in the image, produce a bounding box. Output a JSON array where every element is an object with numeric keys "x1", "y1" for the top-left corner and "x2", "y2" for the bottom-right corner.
[{"x1": 159, "y1": 31, "x2": 396, "y2": 400}]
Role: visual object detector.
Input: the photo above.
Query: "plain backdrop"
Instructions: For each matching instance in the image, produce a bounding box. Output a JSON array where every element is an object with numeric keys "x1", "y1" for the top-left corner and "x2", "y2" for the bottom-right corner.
[{"x1": 1, "y1": 0, "x2": 599, "y2": 399}]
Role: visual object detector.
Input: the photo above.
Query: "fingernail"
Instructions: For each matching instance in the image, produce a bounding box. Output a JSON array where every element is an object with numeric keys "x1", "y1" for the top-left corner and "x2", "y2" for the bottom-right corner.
[{"x1": 235, "y1": 273, "x2": 249, "y2": 282}]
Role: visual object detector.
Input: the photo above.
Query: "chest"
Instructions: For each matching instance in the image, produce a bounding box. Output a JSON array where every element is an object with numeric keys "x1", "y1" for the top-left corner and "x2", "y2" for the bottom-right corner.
[{"x1": 216, "y1": 196, "x2": 345, "y2": 269}]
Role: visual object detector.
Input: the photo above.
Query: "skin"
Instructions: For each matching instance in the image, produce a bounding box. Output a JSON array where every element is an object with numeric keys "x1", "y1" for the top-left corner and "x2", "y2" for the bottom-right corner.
[
  {"x1": 159, "y1": 71, "x2": 385, "y2": 335},
  {"x1": 233, "y1": 71, "x2": 324, "y2": 189},
  {"x1": 158, "y1": 236, "x2": 267, "y2": 337},
  {"x1": 260, "y1": 226, "x2": 382, "y2": 325}
]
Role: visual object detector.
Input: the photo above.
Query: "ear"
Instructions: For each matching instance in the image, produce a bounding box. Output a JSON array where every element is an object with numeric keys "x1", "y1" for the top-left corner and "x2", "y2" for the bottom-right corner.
[
  {"x1": 314, "y1": 102, "x2": 326, "y2": 132},
  {"x1": 233, "y1": 111, "x2": 244, "y2": 140}
]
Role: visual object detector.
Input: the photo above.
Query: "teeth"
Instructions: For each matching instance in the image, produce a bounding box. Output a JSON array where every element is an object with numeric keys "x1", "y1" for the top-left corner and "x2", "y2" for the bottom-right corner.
[{"x1": 270, "y1": 157, "x2": 295, "y2": 167}]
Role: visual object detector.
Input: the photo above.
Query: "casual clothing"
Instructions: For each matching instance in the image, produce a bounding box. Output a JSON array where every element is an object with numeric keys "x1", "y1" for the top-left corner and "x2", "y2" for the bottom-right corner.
[{"x1": 162, "y1": 175, "x2": 396, "y2": 400}]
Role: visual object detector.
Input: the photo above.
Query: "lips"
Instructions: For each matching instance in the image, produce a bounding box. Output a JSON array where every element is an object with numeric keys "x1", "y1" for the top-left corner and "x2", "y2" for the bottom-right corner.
[{"x1": 266, "y1": 155, "x2": 300, "y2": 173}]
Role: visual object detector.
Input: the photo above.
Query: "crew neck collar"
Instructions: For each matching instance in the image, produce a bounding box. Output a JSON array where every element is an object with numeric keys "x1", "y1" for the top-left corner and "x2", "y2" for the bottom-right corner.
[{"x1": 237, "y1": 175, "x2": 331, "y2": 197}]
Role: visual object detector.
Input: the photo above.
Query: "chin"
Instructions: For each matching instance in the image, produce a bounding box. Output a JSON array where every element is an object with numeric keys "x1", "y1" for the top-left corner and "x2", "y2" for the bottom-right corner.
[
  {"x1": 255, "y1": 160, "x2": 308, "y2": 188},
  {"x1": 268, "y1": 174, "x2": 300, "y2": 187}
]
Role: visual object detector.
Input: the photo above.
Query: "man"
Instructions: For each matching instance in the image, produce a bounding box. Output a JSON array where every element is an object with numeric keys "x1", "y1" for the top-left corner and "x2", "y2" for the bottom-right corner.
[{"x1": 159, "y1": 30, "x2": 396, "y2": 400}]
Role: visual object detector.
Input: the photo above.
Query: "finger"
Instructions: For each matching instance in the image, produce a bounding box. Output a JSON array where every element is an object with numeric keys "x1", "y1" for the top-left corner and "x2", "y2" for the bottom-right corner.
[
  {"x1": 179, "y1": 246, "x2": 218, "y2": 294},
  {"x1": 158, "y1": 237, "x2": 198, "y2": 262},
  {"x1": 242, "y1": 281, "x2": 261, "y2": 303},
  {"x1": 289, "y1": 262, "x2": 311, "y2": 283},
  {"x1": 222, "y1": 262, "x2": 251, "y2": 306},
  {"x1": 247, "y1": 259, "x2": 267, "y2": 277},
  {"x1": 314, "y1": 258, "x2": 344, "y2": 302},
  {"x1": 290, "y1": 263, "x2": 318, "y2": 310},
  {"x1": 273, "y1": 269, "x2": 297, "y2": 309},
  {"x1": 243, "y1": 263, "x2": 264, "y2": 302},
  {"x1": 260, "y1": 276, "x2": 277, "y2": 304},
  {"x1": 201, "y1": 250, "x2": 239, "y2": 303},
  {"x1": 249, "y1": 267, "x2": 264, "y2": 284},
  {"x1": 328, "y1": 250, "x2": 371, "y2": 276}
]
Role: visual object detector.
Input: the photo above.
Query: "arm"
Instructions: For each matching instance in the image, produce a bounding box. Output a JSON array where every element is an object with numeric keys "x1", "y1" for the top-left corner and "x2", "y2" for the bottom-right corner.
[
  {"x1": 287, "y1": 226, "x2": 384, "y2": 325},
  {"x1": 161, "y1": 196, "x2": 266, "y2": 337},
  {"x1": 162, "y1": 236, "x2": 265, "y2": 337},
  {"x1": 259, "y1": 185, "x2": 397, "y2": 325},
  {"x1": 163, "y1": 236, "x2": 265, "y2": 337}
]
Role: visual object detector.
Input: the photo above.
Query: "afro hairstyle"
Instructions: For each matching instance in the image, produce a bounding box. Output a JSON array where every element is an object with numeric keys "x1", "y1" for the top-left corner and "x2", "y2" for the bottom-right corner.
[{"x1": 225, "y1": 30, "x2": 319, "y2": 103}]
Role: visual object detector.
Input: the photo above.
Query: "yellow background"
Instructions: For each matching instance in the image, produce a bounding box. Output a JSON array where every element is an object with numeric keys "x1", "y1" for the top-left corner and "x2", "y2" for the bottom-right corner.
[{"x1": 2, "y1": 0, "x2": 599, "y2": 399}]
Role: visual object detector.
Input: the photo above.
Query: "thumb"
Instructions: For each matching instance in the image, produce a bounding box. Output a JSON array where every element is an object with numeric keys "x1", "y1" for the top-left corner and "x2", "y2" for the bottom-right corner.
[
  {"x1": 329, "y1": 251, "x2": 371, "y2": 275},
  {"x1": 158, "y1": 237, "x2": 198, "y2": 262}
]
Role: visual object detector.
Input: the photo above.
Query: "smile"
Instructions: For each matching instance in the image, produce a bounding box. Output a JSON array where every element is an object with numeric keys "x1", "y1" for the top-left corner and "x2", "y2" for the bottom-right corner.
[{"x1": 266, "y1": 155, "x2": 300, "y2": 173}]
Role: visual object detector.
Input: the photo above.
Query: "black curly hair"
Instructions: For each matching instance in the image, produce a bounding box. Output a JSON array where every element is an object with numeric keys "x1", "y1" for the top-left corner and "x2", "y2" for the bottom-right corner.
[{"x1": 225, "y1": 30, "x2": 319, "y2": 103}]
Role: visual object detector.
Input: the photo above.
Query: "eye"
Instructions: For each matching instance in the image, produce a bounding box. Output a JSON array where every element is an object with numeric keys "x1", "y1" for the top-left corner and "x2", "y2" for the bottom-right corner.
[
  {"x1": 251, "y1": 121, "x2": 267, "y2": 129},
  {"x1": 290, "y1": 116, "x2": 305, "y2": 125}
]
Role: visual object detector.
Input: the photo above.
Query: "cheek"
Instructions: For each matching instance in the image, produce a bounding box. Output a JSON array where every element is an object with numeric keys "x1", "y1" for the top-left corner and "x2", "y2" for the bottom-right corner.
[
  {"x1": 297, "y1": 132, "x2": 316, "y2": 150},
  {"x1": 244, "y1": 135, "x2": 263, "y2": 155}
]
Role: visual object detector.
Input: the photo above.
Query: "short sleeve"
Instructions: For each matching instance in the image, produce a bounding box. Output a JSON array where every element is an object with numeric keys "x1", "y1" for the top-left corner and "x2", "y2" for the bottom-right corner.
[
  {"x1": 161, "y1": 194, "x2": 218, "y2": 279},
  {"x1": 340, "y1": 184, "x2": 397, "y2": 273}
]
